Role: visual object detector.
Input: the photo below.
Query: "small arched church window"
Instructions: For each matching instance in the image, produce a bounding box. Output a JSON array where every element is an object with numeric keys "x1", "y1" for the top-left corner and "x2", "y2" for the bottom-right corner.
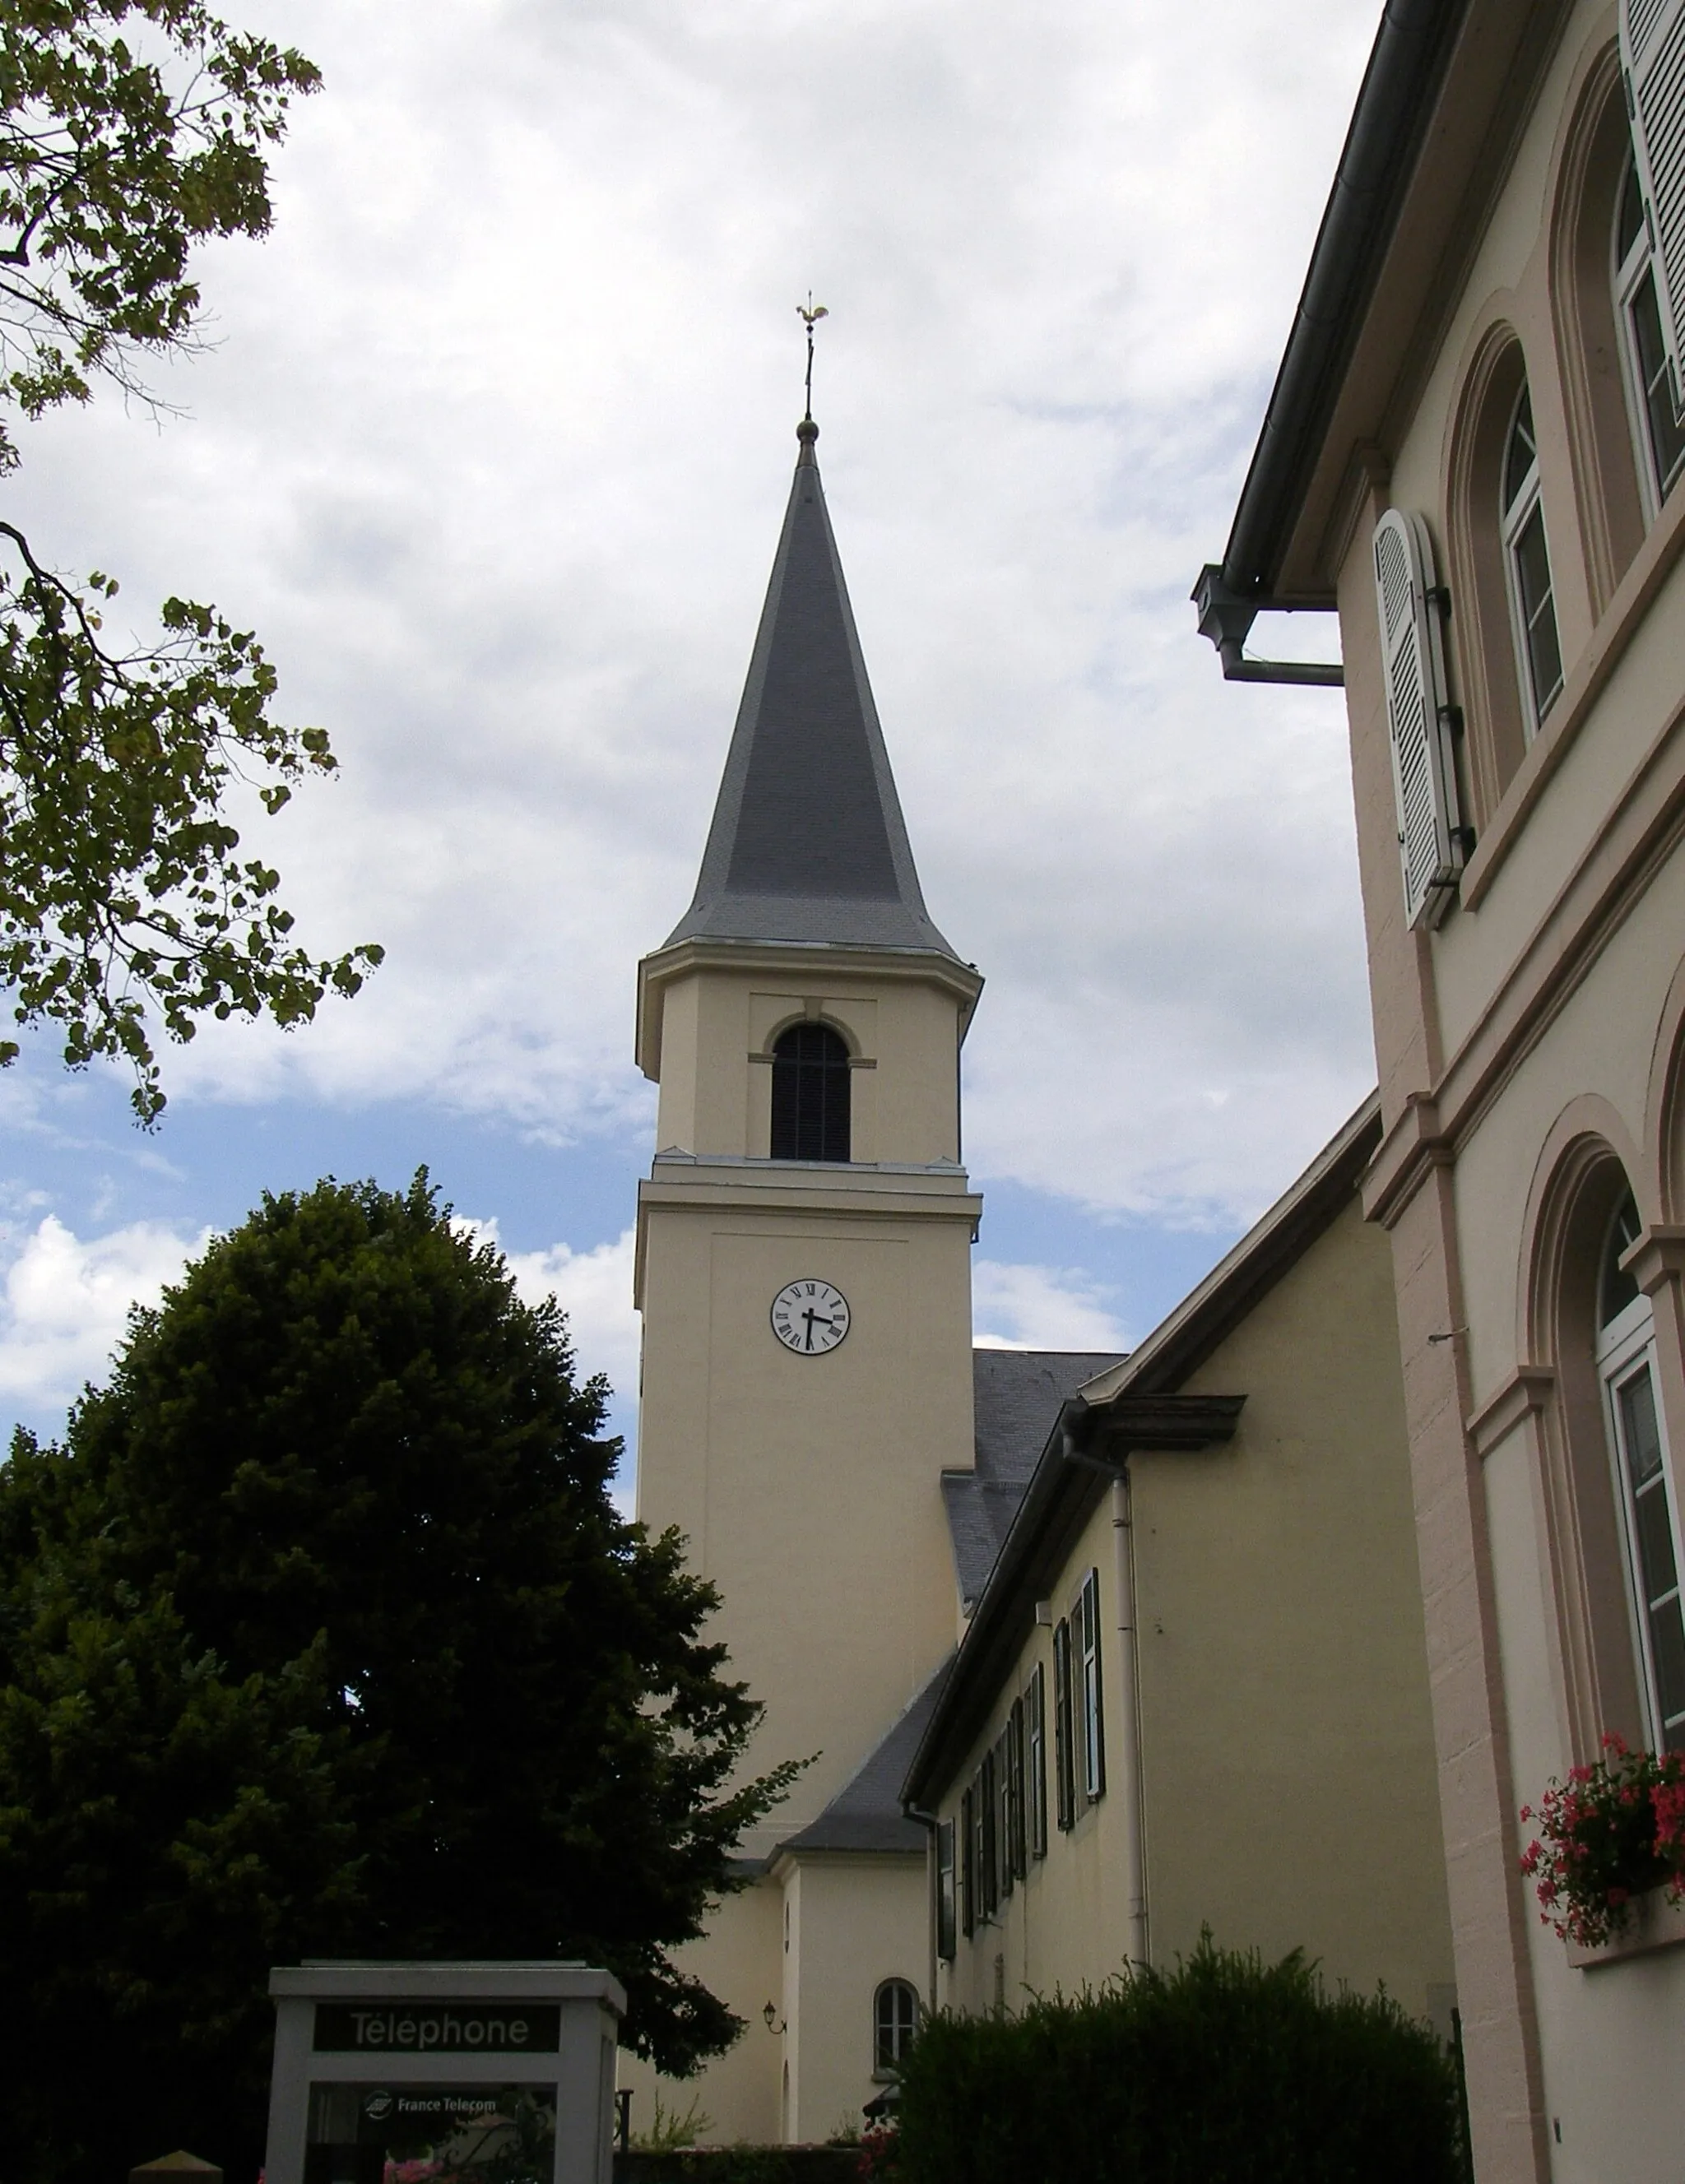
[
  {"x1": 873, "y1": 1978, "x2": 918, "y2": 2075},
  {"x1": 771, "y1": 1023, "x2": 851, "y2": 1162}
]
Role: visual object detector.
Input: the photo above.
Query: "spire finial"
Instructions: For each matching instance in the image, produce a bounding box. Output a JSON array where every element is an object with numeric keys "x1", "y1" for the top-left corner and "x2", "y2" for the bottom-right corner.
[{"x1": 796, "y1": 294, "x2": 829, "y2": 434}]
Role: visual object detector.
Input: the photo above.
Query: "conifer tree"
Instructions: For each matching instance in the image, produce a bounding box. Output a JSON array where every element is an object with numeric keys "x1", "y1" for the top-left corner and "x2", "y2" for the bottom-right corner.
[{"x1": 0, "y1": 1175, "x2": 797, "y2": 2184}]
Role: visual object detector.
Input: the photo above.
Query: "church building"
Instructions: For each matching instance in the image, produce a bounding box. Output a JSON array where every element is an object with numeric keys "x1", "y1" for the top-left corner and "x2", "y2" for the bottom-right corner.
[{"x1": 624, "y1": 411, "x2": 1454, "y2": 2145}]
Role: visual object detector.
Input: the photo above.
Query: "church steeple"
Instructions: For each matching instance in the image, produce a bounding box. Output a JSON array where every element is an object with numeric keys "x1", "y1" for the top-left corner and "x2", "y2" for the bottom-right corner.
[
  {"x1": 664, "y1": 420, "x2": 959, "y2": 960},
  {"x1": 631, "y1": 396, "x2": 983, "y2": 2156}
]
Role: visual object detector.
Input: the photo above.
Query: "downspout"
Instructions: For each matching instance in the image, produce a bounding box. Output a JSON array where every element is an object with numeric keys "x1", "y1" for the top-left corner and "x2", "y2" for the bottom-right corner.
[
  {"x1": 1191, "y1": 0, "x2": 1469, "y2": 678},
  {"x1": 906, "y1": 1802, "x2": 940, "y2": 2025},
  {"x1": 1111, "y1": 1472, "x2": 1149, "y2": 1968},
  {"x1": 1191, "y1": 564, "x2": 1344, "y2": 687}
]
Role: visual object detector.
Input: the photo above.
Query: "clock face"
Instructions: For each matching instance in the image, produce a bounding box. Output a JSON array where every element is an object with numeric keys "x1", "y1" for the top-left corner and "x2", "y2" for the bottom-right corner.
[{"x1": 771, "y1": 1278, "x2": 851, "y2": 1356}]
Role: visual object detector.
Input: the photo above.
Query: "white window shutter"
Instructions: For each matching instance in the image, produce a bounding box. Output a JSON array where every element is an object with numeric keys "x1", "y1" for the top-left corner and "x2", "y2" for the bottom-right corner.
[
  {"x1": 1373, "y1": 508, "x2": 1462, "y2": 931},
  {"x1": 1623, "y1": 0, "x2": 1685, "y2": 406}
]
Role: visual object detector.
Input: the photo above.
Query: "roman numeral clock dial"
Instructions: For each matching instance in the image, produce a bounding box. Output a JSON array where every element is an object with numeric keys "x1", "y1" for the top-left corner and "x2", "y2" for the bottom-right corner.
[{"x1": 771, "y1": 1278, "x2": 851, "y2": 1356}]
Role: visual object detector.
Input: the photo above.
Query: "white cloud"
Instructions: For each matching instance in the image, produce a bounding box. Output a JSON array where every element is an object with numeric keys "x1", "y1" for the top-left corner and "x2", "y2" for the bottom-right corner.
[
  {"x1": 462, "y1": 1221, "x2": 640, "y2": 1407},
  {"x1": 0, "y1": 0, "x2": 1381, "y2": 1226},
  {"x1": 972, "y1": 1259, "x2": 1129, "y2": 1353},
  {"x1": 0, "y1": 1215, "x2": 210, "y2": 1421}
]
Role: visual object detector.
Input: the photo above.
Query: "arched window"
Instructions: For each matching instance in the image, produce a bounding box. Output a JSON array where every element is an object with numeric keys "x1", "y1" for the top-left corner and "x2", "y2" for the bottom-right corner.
[
  {"x1": 1596, "y1": 1190, "x2": 1685, "y2": 1751},
  {"x1": 1614, "y1": 154, "x2": 1685, "y2": 513},
  {"x1": 1501, "y1": 385, "x2": 1565, "y2": 735},
  {"x1": 873, "y1": 1979, "x2": 918, "y2": 2075},
  {"x1": 770, "y1": 1022, "x2": 850, "y2": 1162}
]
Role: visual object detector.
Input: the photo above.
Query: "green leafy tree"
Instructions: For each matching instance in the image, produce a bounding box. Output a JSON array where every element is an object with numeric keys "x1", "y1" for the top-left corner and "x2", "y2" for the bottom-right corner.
[
  {"x1": 0, "y1": 1175, "x2": 800, "y2": 2184},
  {"x1": 0, "y1": 2, "x2": 380, "y2": 1122}
]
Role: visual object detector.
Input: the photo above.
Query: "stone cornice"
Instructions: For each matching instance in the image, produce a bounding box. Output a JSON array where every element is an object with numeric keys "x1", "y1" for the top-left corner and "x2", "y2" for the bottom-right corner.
[
  {"x1": 632, "y1": 1163, "x2": 982, "y2": 1308},
  {"x1": 636, "y1": 935, "x2": 983, "y2": 1082},
  {"x1": 1361, "y1": 1093, "x2": 1451, "y2": 1229},
  {"x1": 1620, "y1": 1224, "x2": 1685, "y2": 1297},
  {"x1": 1465, "y1": 1364, "x2": 1556, "y2": 1459}
]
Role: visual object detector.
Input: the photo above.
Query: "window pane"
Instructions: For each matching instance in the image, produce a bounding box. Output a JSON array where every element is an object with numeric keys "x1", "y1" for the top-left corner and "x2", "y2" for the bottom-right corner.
[
  {"x1": 1631, "y1": 271, "x2": 1685, "y2": 492},
  {"x1": 1651, "y1": 1594, "x2": 1685, "y2": 1746},
  {"x1": 1052, "y1": 1621, "x2": 1074, "y2": 1831},
  {"x1": 1636, "y1": 1477, "x2": 1678, "y2": 1598},
  {"x1": 1600, "y1": 1193, "x2": 1643, "y2": 1328},
  {"x1": 1028, "y1": 1666, "x2": 1047, "y2": 1857},
  {"x1": 1077, "y1": 1570, "x2": 1105, "y2": 1801},
  {"x1": 980, "y1": 1753, "x2": 997, "y2": 1915},
  {"x1": 1009, "y1": 1698, "x2": 1027, "y2": 1879},
  {"x1": 874, "y1": 1982, "x2": 917, "y2": 2070},
  {"x1": 1504, "y1": 390, "x2": 1538, "y2": 510},
  {"x1": 1513, "y1": 506, "x2": 1562, "y2": 721},
  {"x1": 1609, "y1": 1350, "x2": 1685, "y2": 1749},
  {"x1": 1620, "y1": 1365, "x2": 1664, "y2": 1488},
  {"x1": 1618, "y1": 155, "x2": 1646, "y2": 263},
  {"x1": 1511, "y1": 502, "x2": 1550, "y2": 618}
]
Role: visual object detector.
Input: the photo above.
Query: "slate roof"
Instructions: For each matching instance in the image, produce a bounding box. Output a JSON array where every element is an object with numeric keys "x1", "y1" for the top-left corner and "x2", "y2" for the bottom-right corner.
[
  {"x1": 664, "y1": 422, "x2": 961, "y2": 959},
  {"x1": 776, "y1": 1654, "x2": 954, "y2": 1857},
  {"x1": 944, "y1": 1350, "x2": 1127, "y2": 1611}
]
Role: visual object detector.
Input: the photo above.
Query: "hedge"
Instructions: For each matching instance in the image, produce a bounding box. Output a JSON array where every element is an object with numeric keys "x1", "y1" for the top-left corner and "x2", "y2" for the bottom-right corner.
[{"x1": 894, "y1": 1934, "x2": 1469, "y2": 2184}]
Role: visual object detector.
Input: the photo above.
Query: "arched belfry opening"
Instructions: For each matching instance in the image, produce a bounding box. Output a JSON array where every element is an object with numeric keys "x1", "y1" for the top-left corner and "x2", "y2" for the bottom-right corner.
[{"x1": 771, "y1": 1022, "x2": 851, "y2": 1162}]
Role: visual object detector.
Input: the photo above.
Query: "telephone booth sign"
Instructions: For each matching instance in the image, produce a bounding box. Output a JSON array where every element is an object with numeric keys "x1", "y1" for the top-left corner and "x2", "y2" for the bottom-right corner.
[{"x1": 264, "y1": 1962, "x2": 624, "y2": 2184}]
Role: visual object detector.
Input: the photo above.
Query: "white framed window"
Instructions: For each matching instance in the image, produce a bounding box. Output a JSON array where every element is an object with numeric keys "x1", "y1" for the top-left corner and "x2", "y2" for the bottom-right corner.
[
  {"x1": 1006, "y1": 1697, "x2": 1027, "y2": 1882},
  {"x1": 1026, "y1": 1663, "x2": 1047, "y2": 1859},
  {"x1": 1076, "y1": 1567, "x2": 1106, "y2": 1804},
  {"x1": 1052, "y1": 1616, "x2": 1075, "y2": 1831},
  {"x1": 873, "y1": 1979, "x2": 918, "y2": 2076},
  {"x1": 991, "y1": 1723, "x2": 1014, "y2": 1902},
  {"x1": 1614, "y1": 153, "x2": 1685, "y2": 514},
  {"x1": 1500, "y1": 384, "x2": 1564, "y2": 734},
  {"x1": 935, "y1": 1820, "x2": 956, "y2": 1963},
  {"x1": 959, "y1": 1786, "x2": 975, "y2": 1938},
  {"x1": 1597, "y1": 1193, "x2": 1685, "y2": 1753}
]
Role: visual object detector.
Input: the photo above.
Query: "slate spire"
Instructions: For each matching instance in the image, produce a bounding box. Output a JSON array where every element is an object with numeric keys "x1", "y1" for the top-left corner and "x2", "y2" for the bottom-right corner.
[{"x1": 664, "y1": 420, "x2": 959, "y2": 958}]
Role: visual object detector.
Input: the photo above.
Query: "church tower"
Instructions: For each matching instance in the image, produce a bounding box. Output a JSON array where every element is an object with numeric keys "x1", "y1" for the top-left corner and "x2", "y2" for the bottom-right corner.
[{"x1": 631, "y1": 416, "x2": 982, "y2": 2142}]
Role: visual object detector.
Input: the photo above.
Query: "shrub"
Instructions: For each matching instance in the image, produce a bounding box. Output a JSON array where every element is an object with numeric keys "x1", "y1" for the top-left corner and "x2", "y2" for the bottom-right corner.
[{"x1": 894, "y1": 1933, "x2": 1465, "y2": 2184}]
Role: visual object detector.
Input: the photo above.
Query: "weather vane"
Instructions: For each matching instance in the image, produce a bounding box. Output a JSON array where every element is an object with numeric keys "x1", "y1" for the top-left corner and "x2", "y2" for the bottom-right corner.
[{"x1": 797, "y1": 293, "x2": 829, "y2": 421}]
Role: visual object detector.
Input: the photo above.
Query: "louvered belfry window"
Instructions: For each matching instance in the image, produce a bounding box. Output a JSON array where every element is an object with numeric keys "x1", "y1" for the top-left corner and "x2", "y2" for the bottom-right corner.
[
  {"x1": 770, "y1": 1022, "x2": 851, "y2": 1162},
  {"x1": 1622, "y1": 0, "x2": 1685, "y2": 416},
  {"x1": 1372, "y1": 507, "x2": 1464, "y2": 931}
]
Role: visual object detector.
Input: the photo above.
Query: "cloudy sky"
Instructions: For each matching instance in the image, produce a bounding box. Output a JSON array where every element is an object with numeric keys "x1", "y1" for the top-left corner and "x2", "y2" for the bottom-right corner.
[{"x1": 0, "y1": 0, "x2": 1379, "y2": 1482}]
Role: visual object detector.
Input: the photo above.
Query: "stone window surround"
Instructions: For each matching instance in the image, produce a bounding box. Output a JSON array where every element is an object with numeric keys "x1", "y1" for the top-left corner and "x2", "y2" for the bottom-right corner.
[{"x1": 1469, "y1": 1213, "x2": 1685, "y2": 1969}]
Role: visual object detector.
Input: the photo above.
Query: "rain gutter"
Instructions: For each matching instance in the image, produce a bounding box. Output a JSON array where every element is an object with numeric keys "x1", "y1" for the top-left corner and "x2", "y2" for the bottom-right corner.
[{"x1": 1192, "y1": 0, "x2": 1472, "y2": 684}]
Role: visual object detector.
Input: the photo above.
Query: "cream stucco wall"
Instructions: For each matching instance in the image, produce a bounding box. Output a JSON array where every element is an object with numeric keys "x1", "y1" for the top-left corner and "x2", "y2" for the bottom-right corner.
[
  {"x1": 1135, "y1": 1201, "x2": 1451, "y2": 2000},
  {"x1": 777, "y1": 1853, "x2": 927, "y2": 2145},
  {"x1": 617, "y1": 1883, "x2": 784, "y2": 2150},
  {"x1": 636, "y1": 1166, "x2": 977, "y2": 1845},
  {"x1": 932, "y1": 1198, "x2": 1454, "y2": 2029},
  {"x1": 627, "y1": 940, "x2": 981, "y2": 2145}
]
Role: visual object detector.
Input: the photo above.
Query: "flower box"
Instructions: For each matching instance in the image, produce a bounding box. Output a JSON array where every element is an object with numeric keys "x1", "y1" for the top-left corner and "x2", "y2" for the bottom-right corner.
[{"x1": 1520, "y1": 1735, "x2": 1685, "y2": 1952}]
